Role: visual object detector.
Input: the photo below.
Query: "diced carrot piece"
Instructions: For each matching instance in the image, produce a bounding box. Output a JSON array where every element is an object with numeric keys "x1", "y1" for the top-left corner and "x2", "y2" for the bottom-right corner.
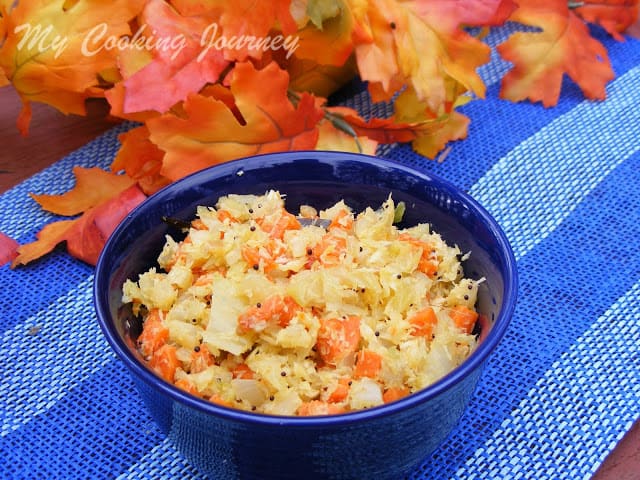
[
  {"x1": 313, "y1": 233, "x2": 347, "y2": 266},
  {"x1": 383, "y1": 387, "x2": 410, "y2": 403},
  {"x1": 241, "y1": 245, "x2": 261, "y2": 268},
  {"x1": 137, "y1": 309, "x2": 168, "y2": 358},
  {"x1": 298, "y1": 400, "x2": 346, "y2": 416},
  {"x1": 271, "y1": 211, "x2": 301, "y2": 239},
  {"x1": 449, "y1": 305, "x2": 479, "y2": 334},
  {"x1": 263, "y1": 241, "x2": 290, "y2": 274},
  {"x1": 238, "y1": 304, "x2": 268, "y2": 332},
  {"x1": 316, "y1": 315, "x2": 362, "y2": 364},
  {"x1": 175, "y1": 378, "x2": 199, "y2": 396},
  {"x1": 354, "y1": 349, "x2": 383, "y2": 378},
  {"x1": 149, "y1": 344, "x2": 178, "y2": 382},
  {"x1": 216, "y1": 209, "x2": 238, "y2": 223},
  {"x1": 328, "y1": 209, "x2": 353, "y2": 231},
  {"x1": 232, "y1": 363, "x2": 255, "y2": 379},
  {"x1": 241, "y1": 245, "x2": 278, "y2": 273},
  {"x1": 238, "y1": 295, "x2": 302, "y2": 332},
  {"x1": 191, "y1": 219, "x2": 208, "y2": 230},
  {"x1": 257, "y1": 210, "x2": 301, "y2": 239},
  {"x1": 399, "y1": 233, "x2": 438, "y2": 277},
  {"x1": 408, "y1": 306, "x2": 438, "y2": 338},
  {"x1": 417, "y1": 257, "x2": 438, "y2": 277},
  {"x1": 191, "y1": 345, "x2": 215, "y2": 373},
  {"x1": 277, "y1": 295, "x2": 302, "y2": 326},
  {"x1": 327, "y1": 377, "x2": 351, "y2": 403},
  {"x1": 193, "y1": 272, "x2": 215, "y2": 287}
]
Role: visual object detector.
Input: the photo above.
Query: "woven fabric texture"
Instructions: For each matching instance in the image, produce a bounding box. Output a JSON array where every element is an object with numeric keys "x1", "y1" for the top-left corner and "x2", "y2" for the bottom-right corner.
[{"x1": 1, "y1": 24, "x2": 639, "y2": 480}]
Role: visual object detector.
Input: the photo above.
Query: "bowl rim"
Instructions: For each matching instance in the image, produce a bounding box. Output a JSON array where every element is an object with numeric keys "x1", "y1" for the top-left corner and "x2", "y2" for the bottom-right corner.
[{"x1": 94, "y1": 150, "x2": 518, "y2": 427}]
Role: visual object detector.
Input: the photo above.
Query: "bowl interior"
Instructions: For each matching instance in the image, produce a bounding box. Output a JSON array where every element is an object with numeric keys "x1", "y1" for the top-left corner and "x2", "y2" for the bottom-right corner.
[{"x1": 96, "y1": 151, "x2": 516, "y2": 418}]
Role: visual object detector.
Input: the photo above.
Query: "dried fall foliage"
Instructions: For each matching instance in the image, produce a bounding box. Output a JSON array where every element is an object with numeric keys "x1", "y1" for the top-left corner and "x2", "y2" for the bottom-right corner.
[{"x1": 0, "y1": 0, "x2": 638, "y2": 267}]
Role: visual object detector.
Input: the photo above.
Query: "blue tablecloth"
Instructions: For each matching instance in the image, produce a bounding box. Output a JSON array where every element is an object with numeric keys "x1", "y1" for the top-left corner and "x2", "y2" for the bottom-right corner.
[{"x1": 1, "y1": 24, "x2": 639, "y2": 480}]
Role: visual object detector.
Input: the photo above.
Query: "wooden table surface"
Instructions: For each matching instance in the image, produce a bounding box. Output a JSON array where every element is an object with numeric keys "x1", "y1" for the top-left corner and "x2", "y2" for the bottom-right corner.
[{"x1": 1, "y1": 86, "x2": 638, "y2": 478}]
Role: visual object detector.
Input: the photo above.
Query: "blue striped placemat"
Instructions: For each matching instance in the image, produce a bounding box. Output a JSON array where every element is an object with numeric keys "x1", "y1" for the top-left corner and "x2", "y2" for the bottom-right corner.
[{"x1": 1, "y1": 24, "x2": 639, "y2": 480}]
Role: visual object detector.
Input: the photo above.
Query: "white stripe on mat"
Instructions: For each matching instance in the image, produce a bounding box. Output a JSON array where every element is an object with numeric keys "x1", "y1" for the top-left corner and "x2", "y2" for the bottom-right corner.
[
  {"x1": 469, "y1": 64, "x2": 640, "y2": 261},
  {"x1": 452, "y1": 278, "x2": 640, "y2": 480},
  {"x1": 0, "y1": 276, "x2": 114, "y2": 437}
]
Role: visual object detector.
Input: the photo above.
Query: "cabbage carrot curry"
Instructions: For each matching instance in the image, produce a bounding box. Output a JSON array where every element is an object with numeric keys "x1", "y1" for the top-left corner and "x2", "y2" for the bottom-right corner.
[{"x1": 123, "y1": 191, "x2": 480, "y2": 415}]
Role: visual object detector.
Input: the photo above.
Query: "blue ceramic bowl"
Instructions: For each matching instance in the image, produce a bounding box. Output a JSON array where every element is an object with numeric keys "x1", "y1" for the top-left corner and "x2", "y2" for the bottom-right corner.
[{"x1": 94, "y1": 151, "x2": 517, "y2": 480}]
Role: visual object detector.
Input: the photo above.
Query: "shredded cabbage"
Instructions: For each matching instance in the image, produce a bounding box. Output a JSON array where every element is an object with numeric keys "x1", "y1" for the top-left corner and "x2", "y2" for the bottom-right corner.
[{"x1": 123, "y1": 191, "x2": 481, "y2": 415}]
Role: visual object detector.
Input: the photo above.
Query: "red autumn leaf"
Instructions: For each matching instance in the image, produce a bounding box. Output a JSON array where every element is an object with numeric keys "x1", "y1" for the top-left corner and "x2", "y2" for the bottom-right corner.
[
  {"x1": 216, "y1": 0, "x2": 298, "y2": 58},
  {"x1": 30, "y1": 166, "x2": 135, "y2": 216},
  {"x1": 418, "y1": 0, "x2": 517, "y2": 28},
  {"x1": 12, "y1": 185, "x2": 146, "y2": 267},
  {"x1": 111, "y1": 126, "x2": 170, "y2": 195},
  {"x1": 329, "y1": 107, "x2": 420, "y2": 144},
  {"x1": 147, "y1": 61, "x2": 325, "y2": 181},
  {"x1": 574, "y1": 0, "x2": 639, "y2": 41},
  {"x1": 65, "y1": 185, "x2": 147, "y2": 265},
  {"x1": 104, "y1": 49, "x2": 161, "y2": 123},
  {"x1": 112, "y1": 0, "x2": 229, "y2": 114},
  {"x1": 498, "y1": 0, "x2": 615, "y2": 107},
  {"x1": 0, "y1": 232, "x2": 19, "y2": 267}
]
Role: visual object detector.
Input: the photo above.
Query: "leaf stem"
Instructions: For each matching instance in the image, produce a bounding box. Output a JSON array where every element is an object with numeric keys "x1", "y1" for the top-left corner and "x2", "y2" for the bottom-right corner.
[{"x1": 287, "y1": 90, "x2": 363, "y2": 153}]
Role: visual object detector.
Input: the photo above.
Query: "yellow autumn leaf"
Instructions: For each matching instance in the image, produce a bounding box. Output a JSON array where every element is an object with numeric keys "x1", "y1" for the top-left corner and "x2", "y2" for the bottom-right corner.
[
  {"x1": 349, "y1": 0, "x2": 493, "y2": 111},
  {"x1": 315, "y1": 118, "x2": 378, "y2": 154},
  {"x1": 394, "y1": 82, "x2": 471, "y2": 159}
]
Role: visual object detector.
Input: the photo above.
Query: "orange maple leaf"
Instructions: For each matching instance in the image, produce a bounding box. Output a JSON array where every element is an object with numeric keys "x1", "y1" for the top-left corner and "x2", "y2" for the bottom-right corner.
[
  {"x1": 30, "y1": 166, "x2": 136, "y2": 216},
  {"x1": 574, "y1": 0, "x2": 639, "y2": 41},
  {"x1": 498, "y1": 0, "x2": 615, "y2": 107},
  {"x1": 216, "y1": 0, "x2": 298, "y2": 58},
  {"x1": 13, "y1": 185, "x2": 146, "y2": 267},
  {"x1": 146, "y1": 61, "x2": 325, "y2": 181},
  {"x1": 170, "y1": 0, "x2": 298, "y2": 60},
  {"x1": 111, "y1": 126, "x2": 171, "y2": 195},
  {"x1": 11, "y1": 220, "x2": 76, "y2": 268},
  {"x1": 0, "y1": 0, "x2": 143, "y2": 134},
  {"x1": 110, "y1": 0, "x2": 230, "y2": 115}
]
